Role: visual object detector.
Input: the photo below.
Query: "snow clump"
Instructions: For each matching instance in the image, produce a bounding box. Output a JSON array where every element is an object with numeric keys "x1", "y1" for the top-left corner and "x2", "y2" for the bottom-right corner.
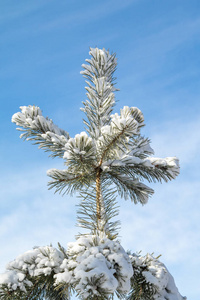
[
  {"x1": 130, "y1": 253, "x2": 186, "y2": 300},
  {"x1": 55, "y1": 235, "x2": 133, "y2": 298},
  {"x1": 0, "y1": 246, "x2": 64, "y2": 293},
  {"x1": 0, "y1": 240, "x2": 186, "y2": 299}
]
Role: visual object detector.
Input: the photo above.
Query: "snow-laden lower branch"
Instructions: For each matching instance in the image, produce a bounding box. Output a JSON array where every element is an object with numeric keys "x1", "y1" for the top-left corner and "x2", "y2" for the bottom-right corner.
[{"x1": 0, "y1": 237, "x2": 186, "y2": 300}]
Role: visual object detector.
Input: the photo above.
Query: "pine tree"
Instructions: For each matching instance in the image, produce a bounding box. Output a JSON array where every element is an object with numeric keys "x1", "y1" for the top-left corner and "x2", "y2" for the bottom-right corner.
[{"x1": 0, "y1": 48, "x2": 186, "y2": 300}]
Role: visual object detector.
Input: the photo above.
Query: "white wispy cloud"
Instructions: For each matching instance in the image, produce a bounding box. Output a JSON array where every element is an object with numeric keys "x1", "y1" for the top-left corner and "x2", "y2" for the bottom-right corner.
[
  {"x1": 118, "y1": 16, "x2": 200, "y2": 94},
  {"x1": 0, "y1": 0, "x2": 135, "y2": 45},
  {"x1": 0, "y1": 1, "x2": 48, "y2": 24},
  {"x1": 149, "y1": 117, "x2": 200, "y2": 167},
  {"x1": 0, "y1": 167, "x2": 78, "y2": 272},
  {"x1": 122, "y1": 16, "x2": 200, "y2": 64},
  {"x1": 38, "y1": 0, "x2": 137, "y2": 33}
]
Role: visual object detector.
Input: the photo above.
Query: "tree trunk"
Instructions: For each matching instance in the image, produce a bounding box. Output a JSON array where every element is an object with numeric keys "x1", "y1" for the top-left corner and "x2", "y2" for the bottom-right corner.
[{"x1": 96, "y1": 168, "x2": 102, "y2": 226}]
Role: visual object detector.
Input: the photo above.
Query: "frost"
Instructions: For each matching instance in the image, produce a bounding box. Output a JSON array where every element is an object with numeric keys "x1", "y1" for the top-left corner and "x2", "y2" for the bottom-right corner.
[
  {"x1": 98, "y1": 106, "x2": 144, "y2": 148},
  {"x1": 11, "y1": 105, "x2": 70, "y2": 158},
  {"x1": 63, "y1": 131, "x2": 96, "y2": 161},
  {"x1": 111, "y1": 112, "x2": 139, "y2": 136},
  {"x1": 12, "y1": 106, "x2": 68, "y2": 137}
]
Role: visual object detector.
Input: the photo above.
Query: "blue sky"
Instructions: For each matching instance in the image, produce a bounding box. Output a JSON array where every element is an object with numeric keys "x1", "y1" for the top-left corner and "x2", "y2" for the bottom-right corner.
[{"x1": 1, "y1": 0, "x2": 200, "y2": 298}]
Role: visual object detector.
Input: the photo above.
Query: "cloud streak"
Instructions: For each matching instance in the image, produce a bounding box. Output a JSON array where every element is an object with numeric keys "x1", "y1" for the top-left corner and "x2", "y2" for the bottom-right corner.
[
  {"x1": 0, "y1": 167, "x2": 78, "y2": 272},
  {"x1": 149, "y1": 117, "x2": 200, "y2": 168}
]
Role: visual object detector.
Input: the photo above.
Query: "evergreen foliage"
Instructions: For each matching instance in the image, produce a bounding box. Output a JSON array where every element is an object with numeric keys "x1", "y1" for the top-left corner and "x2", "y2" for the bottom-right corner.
[{"x1": 0, "y1": 48, "x2": 186, "y2": 300}]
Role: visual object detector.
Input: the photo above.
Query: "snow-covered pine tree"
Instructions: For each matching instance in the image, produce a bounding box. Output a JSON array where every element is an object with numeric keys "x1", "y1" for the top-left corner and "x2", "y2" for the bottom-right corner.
[{"x1": 0, "y1": 48, "x2": 186, "y2": 300}]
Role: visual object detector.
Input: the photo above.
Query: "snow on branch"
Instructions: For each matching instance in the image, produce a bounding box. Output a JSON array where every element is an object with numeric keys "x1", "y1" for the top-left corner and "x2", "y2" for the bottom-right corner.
[
  {"x1": 127, "y1": 136, "x2": 155, "y2": 157},
  {"x1": 12, "y1": 105, "x2": 70, "y2": 158},
  {"x1": 0, "y1": 246, "x2": 64, "y2": 294},
  {"x1": 96, "y1": 106, "x2": 144, "y2": 163},
  {"x1": 81, "y1": 48, "x2": 117, "y2": 82},
  {"x1": 55, "y1": 235, "x2": 133, "y2": 298},
  {"x1": 47, "y1": 168, "x2": 95, "y2": 195},
  {"x1": 105, "y1": 172, "x2": 154, "y2": 204},
  {"x1": 0, "y1": 238, "x2": 186, "y2": 300},
  {"x1": 63, "y1": 131, "x2": 97, "y2": 170},
  {"x1": 129, "y1": 253, "x2": 186, "y2": 300},
  {"x1": 81, "y1": 48, "x2": 117, "y2": 137},
  {"x1": 100, "y1": 155, "x2": 179, "y2": 204},
  {"x1": 102, "y1": 156, "x2": 180, "y2": 182},
  {"x1": 116, "y1": 106, "x2": 145, "y2": 131},
  {"x1": 0, "y1": 237, "x2": 132, "y2": 299}
]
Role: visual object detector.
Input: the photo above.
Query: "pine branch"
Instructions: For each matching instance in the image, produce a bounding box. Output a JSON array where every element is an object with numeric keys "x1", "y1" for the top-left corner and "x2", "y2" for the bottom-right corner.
[
  {"x1": 4, "y1": 274, "x2": 71, "y2": 300},
  {"x1": 127, "y1": 254, "x2": 158, "y2": 300},
  {"x1": 124, "y1": 136, "x2": 154, "y2": 158},
  {"x1": 63, "y1": 131, "x2": 97, "y2": 173},
  {"x1": 128, "y1": 252, "x2": 187, "y2": 300},
  {"x1": 54, "y1": 235, "x2": 133, "y2": 299},
  {"x1": 12, "y1": 105, "x2": 69, "y2": 158},
  {"x1": 77, "y1": 181, "x2": 120, "y2": 238},
  {"x1": 104, "y1": 172, "x2": 154, "y2": 204},
  {"x1": 101, "y1": 155, "x2": 179, "y2": 184},
  {"x1": 0, "y1": 245, "x2": 71, "y2": 300},
  {"x1": 97, "y1": 106, "x2": 144, "y2": 164},
  {"x1": 98, "y1": 127, "x2": 127, "y2": 165},
  {"x1": 47, "y1": 169, "x2": 95, "y2": 195},
  {"x1": 81, "y1": 48, "x2": 117, "y2": 138}
]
